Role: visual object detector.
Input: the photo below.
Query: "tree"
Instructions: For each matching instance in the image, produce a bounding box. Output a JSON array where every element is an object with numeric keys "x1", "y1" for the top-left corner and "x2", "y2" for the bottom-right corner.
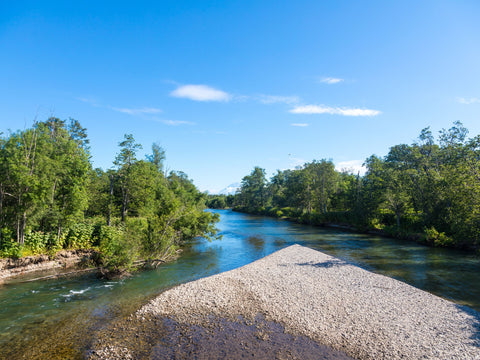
[
  {"x1": 114, "y1": 134, "x2": 142, "y2": 222},
  {"x1": 146, "y1": 143, "x2": 166, "y2": 172},
  {"x1": 0, "y1": 118, "x2": 91, "y2": 245},
  {"x1": 239, "y1": 167, "x2": 267, "y2": 209}
]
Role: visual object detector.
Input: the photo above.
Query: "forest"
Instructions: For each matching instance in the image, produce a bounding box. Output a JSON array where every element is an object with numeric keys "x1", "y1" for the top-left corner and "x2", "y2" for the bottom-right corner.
[
  {"x1": 220, "y1": 122, "x2": 480, "y2": 251},
  {"x1": 0, "y1": 118, "x2": 219, "y2": 271}
]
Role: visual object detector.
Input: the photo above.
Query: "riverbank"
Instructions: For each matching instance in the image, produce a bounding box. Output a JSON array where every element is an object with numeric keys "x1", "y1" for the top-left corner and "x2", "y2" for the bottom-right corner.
[
  {"x1": 231, "y1": 207, "x2": 478, "y2": 251},
  {"x1": 91, "y1": 245, "x2": 480, "y2": 359},
  {"x1": 0, "y1": 249, "x2": 97, "y2": 284},
  {"x1": 0, "y1": 248, "x2": 182, "y2": 284}
]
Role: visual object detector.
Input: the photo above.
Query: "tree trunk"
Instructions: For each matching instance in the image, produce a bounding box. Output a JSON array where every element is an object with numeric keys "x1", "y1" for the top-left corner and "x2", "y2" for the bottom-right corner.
[
  {"x1": 0, "y1": 187, "x2": 3, "y2": 237},
  {"x1": 107, "y1": 174, "x2": 113, "y2": 226},
  {"x1": 121, "y1": 190, "x2": 128, "y2": 222},
  {"x1": 18, "y1": 212, "x2": 26, "y2": 245},
  {"x1": 57, "y1": 222, "x2": 62, "y2": 243}
]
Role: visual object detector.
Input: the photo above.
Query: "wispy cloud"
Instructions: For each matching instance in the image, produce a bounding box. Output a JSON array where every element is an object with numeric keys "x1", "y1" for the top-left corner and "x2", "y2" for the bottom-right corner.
[
  {"x1": 76, "y1": 97, "x2": 164, "y2": 117},
  {"x1": 457, "y1": 97, "x2": 480, "y2": 104},
  {"x1": 156, "y1": 119, "x2": 195, "y2": 126},
  {"x1": 258, "y1": 95, "x2": 300, "y2": 105},
  {"x1": 335, "y1": 160, "x2": 367, "y2": 175},
  {"x1": 290, "y1": 105, "x2": 381, "y2": 116},
  {"x1": 76, "y1": 97, "x2": 100, "y2": 106},
  {"x1": 170, "y1": 84, "x2": 231, "y2": 102},
  {"x1": 291, "y1": 123, "x2": 309, "y2": 127},
  {"x1": 319, "y1": 77, "x2": 344, "y2": 84},
  {"x1": 112, "y1": 107, "x2": 162, "y2": 115},
  {"x1": 192, "y1": 129, "x2": 228, "y2": 135}
]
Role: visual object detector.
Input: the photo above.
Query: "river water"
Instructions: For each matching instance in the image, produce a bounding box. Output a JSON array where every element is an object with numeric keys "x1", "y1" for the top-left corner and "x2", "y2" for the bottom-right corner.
[{"x1": 1, "y1": 209, "x2": 479, "y2": 359}]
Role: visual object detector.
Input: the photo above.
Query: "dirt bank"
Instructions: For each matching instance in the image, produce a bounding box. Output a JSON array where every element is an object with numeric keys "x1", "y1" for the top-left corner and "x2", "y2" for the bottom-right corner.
[{"x1": 0, "y1": 249, "x2": 96, "y2": 283}]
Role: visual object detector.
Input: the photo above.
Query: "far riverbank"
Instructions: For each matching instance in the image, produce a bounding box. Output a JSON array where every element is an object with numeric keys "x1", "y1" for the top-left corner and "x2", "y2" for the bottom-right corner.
[{"x1": 230, "y1": 206, "x2": 480, "y2": 253}]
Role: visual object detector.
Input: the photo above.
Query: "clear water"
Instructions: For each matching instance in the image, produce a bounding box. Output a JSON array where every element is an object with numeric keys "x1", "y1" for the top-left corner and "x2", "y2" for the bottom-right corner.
[{"x1": 1, "y1": 209, "x2": 479, "y2": 359}]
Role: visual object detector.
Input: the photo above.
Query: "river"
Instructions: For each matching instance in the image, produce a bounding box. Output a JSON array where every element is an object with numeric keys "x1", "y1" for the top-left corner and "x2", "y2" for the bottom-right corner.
[{"x1": 1, "y1": 209, "x2": 479, "y2": 359}]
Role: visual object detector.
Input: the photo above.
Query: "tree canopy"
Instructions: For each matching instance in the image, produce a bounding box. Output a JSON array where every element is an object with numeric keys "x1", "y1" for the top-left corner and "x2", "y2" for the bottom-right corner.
[
  {"x1": 0, "y1": 118, "x2": 219, "y2": 271},
  {"x1": 232, "y1": 122, "x2": 480, "y2": 251}
]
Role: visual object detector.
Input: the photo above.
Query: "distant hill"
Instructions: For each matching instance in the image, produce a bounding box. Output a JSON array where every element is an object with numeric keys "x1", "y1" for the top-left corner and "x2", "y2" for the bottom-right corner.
[{"x1": 218, "y1": 182, "x2": 241, "y2": 195}]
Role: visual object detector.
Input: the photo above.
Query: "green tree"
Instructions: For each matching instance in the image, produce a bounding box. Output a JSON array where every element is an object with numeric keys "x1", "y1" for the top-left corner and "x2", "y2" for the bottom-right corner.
[
  {"x1": 239, "y1": 167, "x2": 267, "y2": 210},
  {"x1": 0, "y1": 118, "x2": 91, "y2": 246},
  {"x1": 113, "y1": 134, "x2": 142, "y2": 222}
]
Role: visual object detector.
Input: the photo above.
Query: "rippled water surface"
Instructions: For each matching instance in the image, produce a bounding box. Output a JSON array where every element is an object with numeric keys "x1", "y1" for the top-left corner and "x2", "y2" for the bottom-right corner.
[{"x1": 1, "y1": 209, "x2": 479, "y2": 358}]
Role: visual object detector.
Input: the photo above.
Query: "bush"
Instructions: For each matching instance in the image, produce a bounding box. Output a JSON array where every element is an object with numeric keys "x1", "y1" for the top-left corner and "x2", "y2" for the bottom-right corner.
[
  {"x1": 24, "y1": 231, "x2": 50, "y2": 254},
  {"x1": 0, "y1": 241, "x2": 23, "y2": 259},
  {"x1": 64, "y1": 223, "x2": 94, "y2": 249},
  {"x1": 425, "y1": 227, "x2": 455, "y2": 247},
  {"x1": 97, "y1": 223, "x2": 143, "y2": 273},
  {"x1": 98, "y1": 228, "x2": 130, "y2": 271}
]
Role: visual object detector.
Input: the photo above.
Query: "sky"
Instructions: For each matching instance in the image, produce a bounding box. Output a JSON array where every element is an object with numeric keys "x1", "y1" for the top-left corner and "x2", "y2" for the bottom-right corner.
[{"x1": 1, "y1": 0, "x2": 480, "y2": 193}]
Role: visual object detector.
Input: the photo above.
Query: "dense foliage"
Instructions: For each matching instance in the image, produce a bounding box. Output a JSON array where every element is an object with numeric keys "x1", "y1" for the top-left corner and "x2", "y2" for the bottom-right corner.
[
  {"x1": 205, "y1": 194, "x2": 235, "y2": 209},
  {"x1": 0, "y1": 118, "x2": 219, "y2": 271},
  {"x1": 233, "y1": 122, "x2": 480, "y2": 251}
]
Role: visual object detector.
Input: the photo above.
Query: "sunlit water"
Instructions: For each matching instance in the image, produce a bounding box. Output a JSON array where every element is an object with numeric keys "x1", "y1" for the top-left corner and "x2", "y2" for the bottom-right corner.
[{"x1": 1, "y1": 209, "x2": 479, "y2": 358}]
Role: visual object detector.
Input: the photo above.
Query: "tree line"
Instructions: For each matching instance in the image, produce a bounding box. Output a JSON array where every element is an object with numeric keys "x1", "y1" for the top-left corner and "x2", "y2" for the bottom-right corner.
[
  {"x1": 0, "y1": 118, "x2": 219, "y2": 271},
  {"x1": 231, "y1": 122, "x2": 480, "y2": 251}
]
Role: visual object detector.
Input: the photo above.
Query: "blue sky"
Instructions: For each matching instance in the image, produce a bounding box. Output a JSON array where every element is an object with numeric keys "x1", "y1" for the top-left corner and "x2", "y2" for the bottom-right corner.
[{"x1": 1, "y1": 0, "x2": 480, "y2": 193}]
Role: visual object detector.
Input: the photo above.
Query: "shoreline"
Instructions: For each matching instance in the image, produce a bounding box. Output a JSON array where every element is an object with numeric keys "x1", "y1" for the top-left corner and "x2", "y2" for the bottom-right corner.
[
  {"x1": 92, "y1": 245, "x2": 480, "y2": 359},
  {"x1": 0, "y1": 249, "x2": 96, "y2": 284},
  {"x1": 229, "y1": 208, "x2": 480, "y2": 253},
  {"x1": 0, "y1": 248, "x2": 182, "y2": 284}
]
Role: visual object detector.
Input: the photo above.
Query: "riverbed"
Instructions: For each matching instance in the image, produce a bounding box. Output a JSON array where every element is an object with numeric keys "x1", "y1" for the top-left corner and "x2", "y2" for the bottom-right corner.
[{"x1": 1, "y1": 209, "x2": 479, "y2": 358}]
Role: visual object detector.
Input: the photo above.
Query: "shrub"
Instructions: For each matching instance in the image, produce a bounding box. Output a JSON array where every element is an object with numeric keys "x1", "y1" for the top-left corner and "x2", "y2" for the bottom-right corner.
[
  {"x1": 24, "y1": 231, "x2": 49, "y2": 254},
  {"x1": 425, "y1": 227, "x2": 455, "y2": 247},
  {"x1": 64, "y1": 223, "x2": 94, "y2": 249},
  {"x1": 97, "y1": 223, "x2": 143, "y2": 273},
  {"x1": 0, "y1": 241, "x2": 23, "y2": 259}
]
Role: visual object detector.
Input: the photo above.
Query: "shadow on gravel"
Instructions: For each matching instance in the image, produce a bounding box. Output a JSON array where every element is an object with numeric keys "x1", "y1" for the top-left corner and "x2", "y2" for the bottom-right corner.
[
  {"x1": 455, "y1": 304, "x2": 480, "y2": 347},
  {"x1": 295, "y1": 259, "x2": 348, "y2": 268},
  {"x1": 87, "y1": 313, "x2": 355, "y2": 359}
]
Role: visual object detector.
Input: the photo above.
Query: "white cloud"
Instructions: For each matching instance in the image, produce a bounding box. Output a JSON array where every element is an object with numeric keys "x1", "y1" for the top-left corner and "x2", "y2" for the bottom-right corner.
[
  {"x1": 335, "y1": 160, "x2": 367, "y2": 175},
  {"x1": 170, "y1": 84, "x2": 231, "y2": 102},
  {"x1": 457, "y1": 97, "x2": 480, "y2": 104},
  {"x1": 157, "y1": 119, "x2": 195, "y2": 126},
  {"x1": 76, "y1": 97, "x2": 100, "y2": 107},
  {"x1": 76, "y1": 97, "x2": 163, "y2": 116},
  {"x1": 291, "y1": 123, "x2": 309, "y2": 127},
  {"x1": 290, "y1": 105, "x2": 381, "y2": 116},
  {"x1": 232, "y1": 94, "x2": 251, "y2": 102},
  {"x1": 258, "y1": 95, "x2": 300, "y2": 105},
  {"x1": 319, "y1": 77, "x2": 344, "y2": 84},
  {"x1": 112, "y1": 107, "x2": 162, "y2": 115}
]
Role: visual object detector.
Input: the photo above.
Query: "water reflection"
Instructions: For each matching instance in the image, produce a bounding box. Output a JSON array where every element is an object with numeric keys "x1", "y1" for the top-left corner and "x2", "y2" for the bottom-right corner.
[{"x1": 246, "y1": 235, "x2": 266, "y2": 254}]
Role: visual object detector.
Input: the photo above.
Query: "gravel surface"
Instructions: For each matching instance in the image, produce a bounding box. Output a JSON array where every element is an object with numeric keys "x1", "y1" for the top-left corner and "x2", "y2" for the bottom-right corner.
[{"x1": 136, "y1": 245, "x2": 480, "y2": 359}]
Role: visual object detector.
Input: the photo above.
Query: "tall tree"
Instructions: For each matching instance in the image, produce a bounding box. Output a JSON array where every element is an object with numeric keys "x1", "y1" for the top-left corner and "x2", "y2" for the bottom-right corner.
[
  {"x1": 239, "y1": 167, "x2": 267, "y2": 209},
  {"x1": 114, "y1": 134, "x2": 142, "y2": 222}
]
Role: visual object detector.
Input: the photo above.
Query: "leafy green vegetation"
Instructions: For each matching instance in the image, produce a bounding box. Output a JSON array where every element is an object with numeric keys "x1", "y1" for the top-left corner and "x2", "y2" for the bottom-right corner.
[
  {"x1": 205, "y1": 194, "x2": 235, "y2": 209},
  {"x1": 0, "y1": 118, "x2": 219, "y2": 271},
  {"x1": 231, "y1": 122, "x2": 480, "y2": 251}
]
